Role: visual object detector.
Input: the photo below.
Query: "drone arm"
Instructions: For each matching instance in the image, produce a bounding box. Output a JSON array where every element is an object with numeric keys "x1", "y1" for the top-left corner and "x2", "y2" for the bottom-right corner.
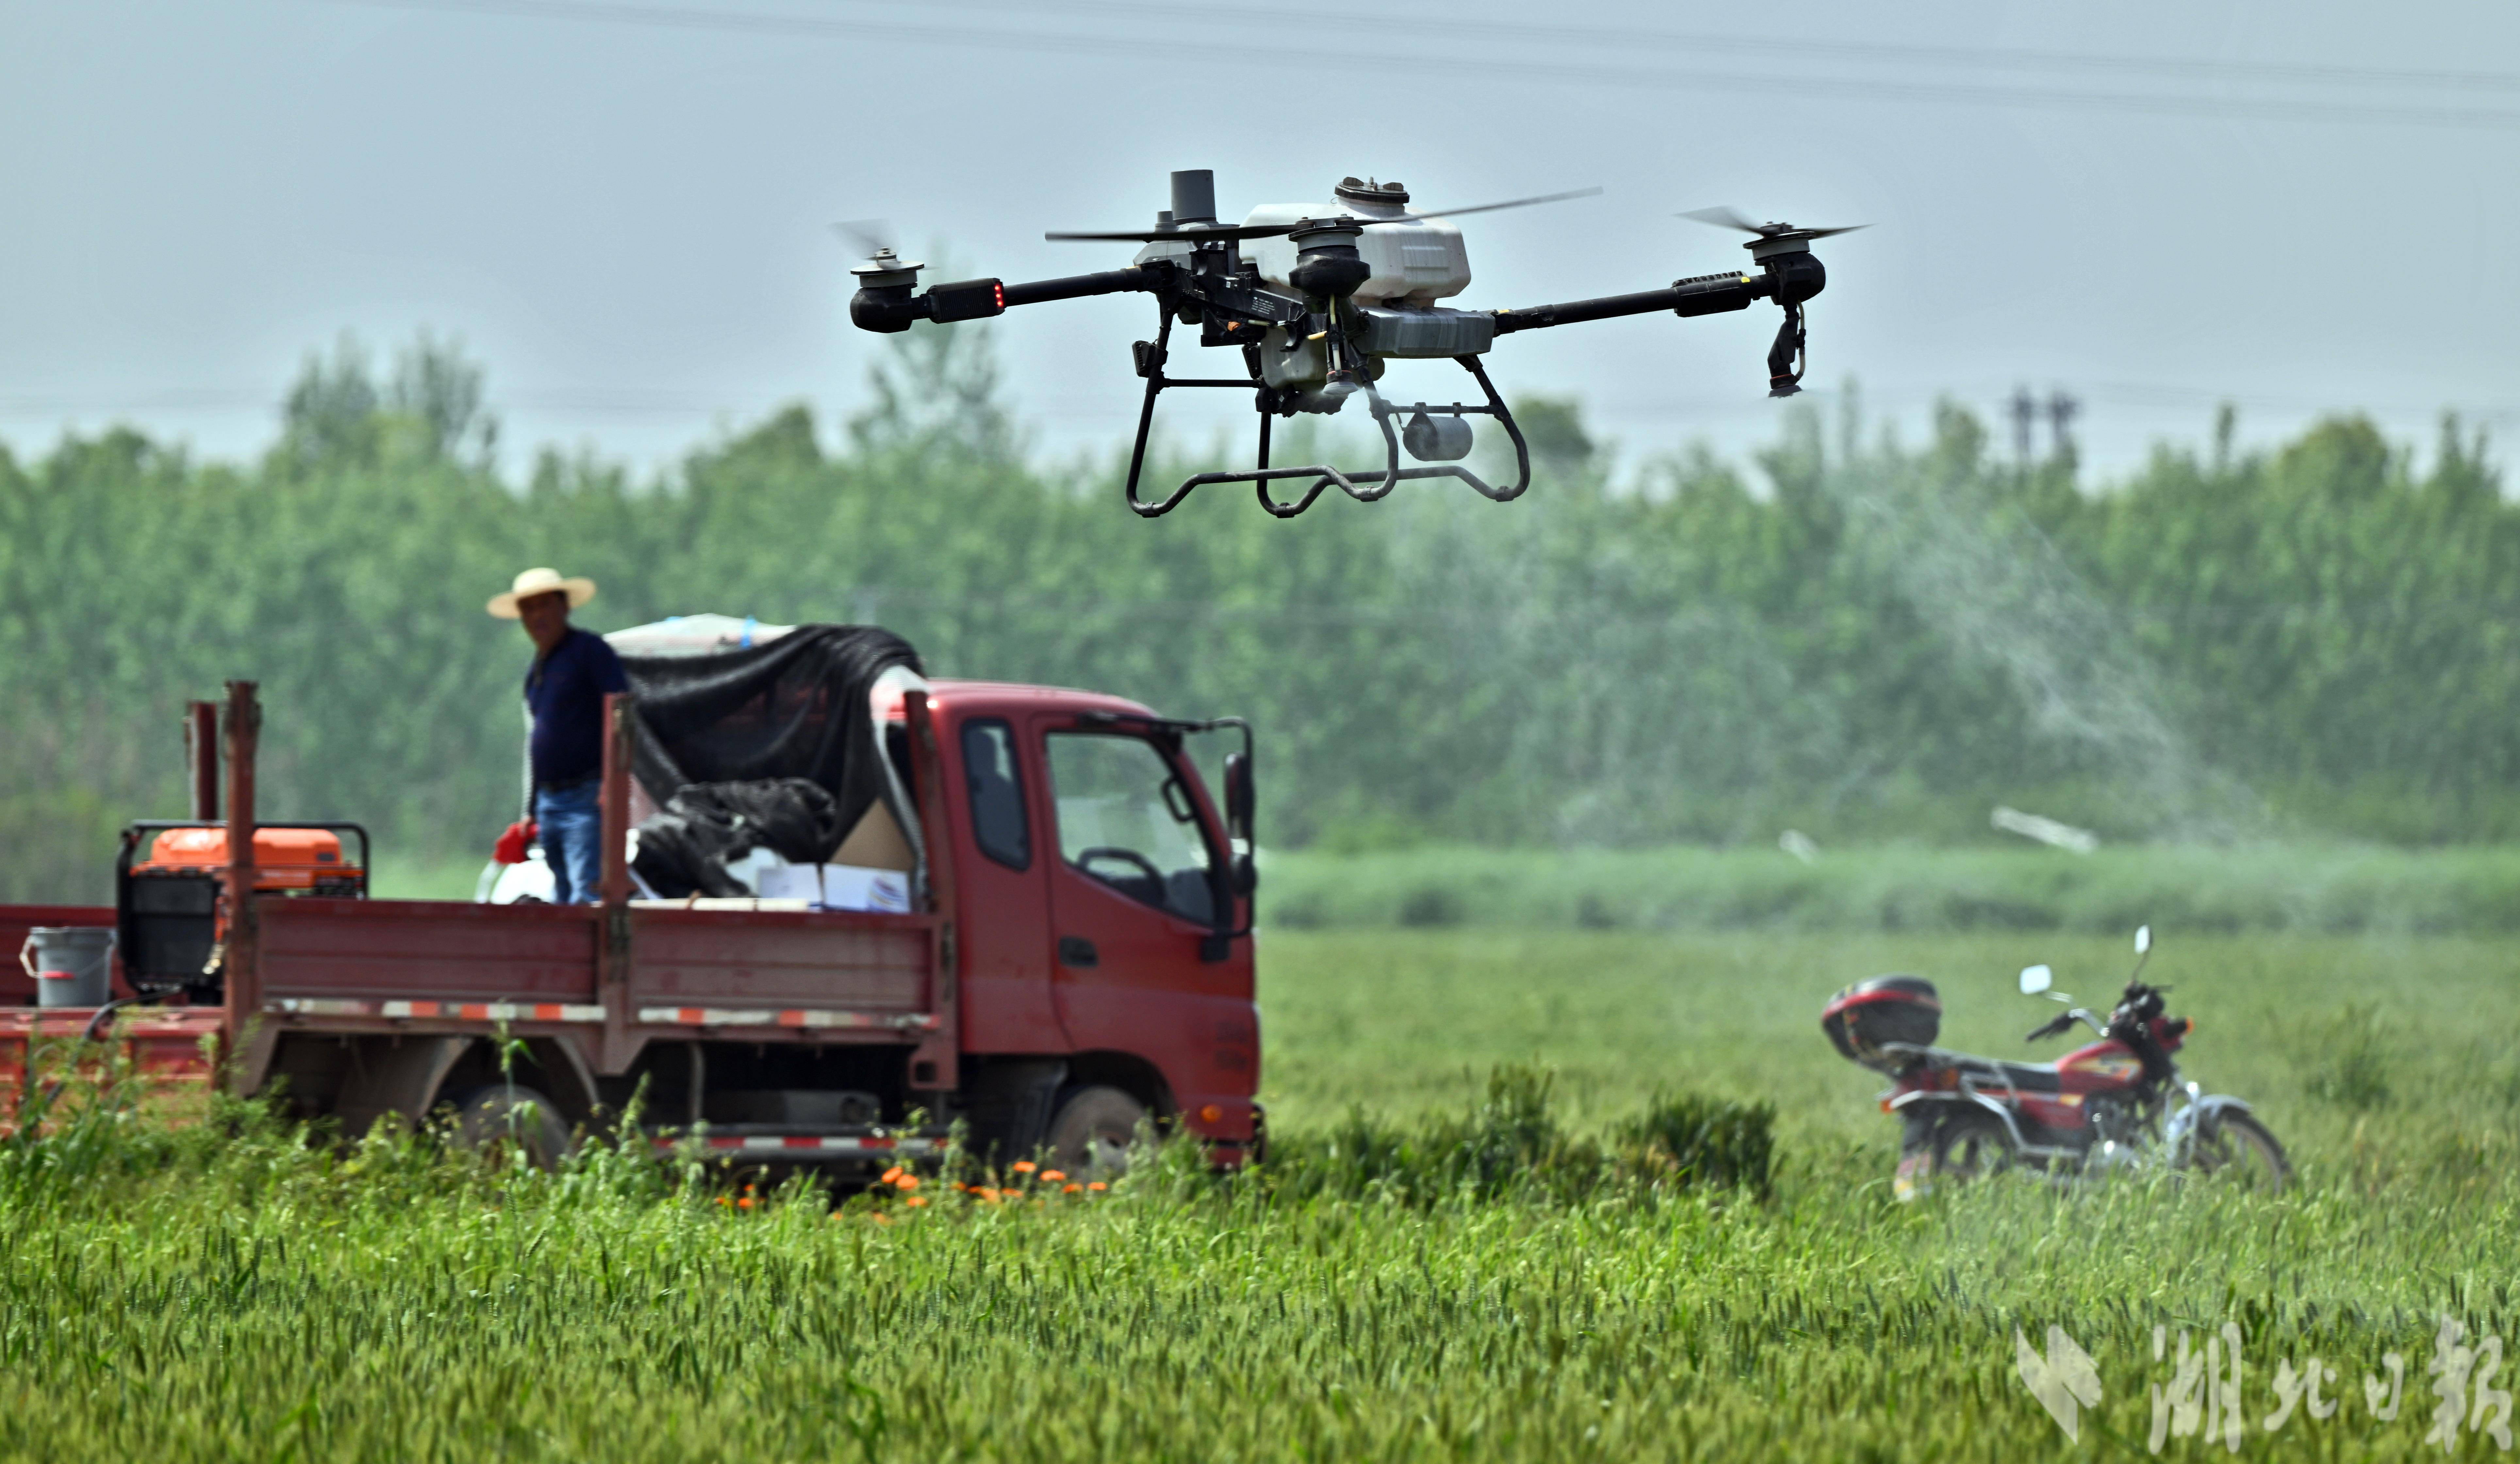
[
  {"x1": 1491, "y1": 271, "x2": 1769, "y2": 335},
  {"x1": 1000, "y1": 266, "x2": 1162, "y2": 309},
  {"x1": 849, "y1": 265, "x2": 1165, "y2": 333}
]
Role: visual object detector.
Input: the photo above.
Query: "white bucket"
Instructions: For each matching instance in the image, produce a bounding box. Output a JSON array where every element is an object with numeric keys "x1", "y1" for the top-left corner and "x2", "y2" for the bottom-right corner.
[{"x1": 22, "y1": 926, "x2": 115, "y2": 1008}]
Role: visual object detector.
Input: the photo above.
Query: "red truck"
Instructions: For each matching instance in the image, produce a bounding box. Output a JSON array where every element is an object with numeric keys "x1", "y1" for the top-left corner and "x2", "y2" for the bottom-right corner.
[{"x1": 0, "y1": 669, "x2": 1262, "y2": 1175}]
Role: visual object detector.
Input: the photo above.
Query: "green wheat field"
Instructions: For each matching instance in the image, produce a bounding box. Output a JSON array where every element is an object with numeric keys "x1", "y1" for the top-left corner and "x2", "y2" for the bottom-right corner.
[{"x1": 4, "y1": 929, "x2": 2517, "y2": 1461}]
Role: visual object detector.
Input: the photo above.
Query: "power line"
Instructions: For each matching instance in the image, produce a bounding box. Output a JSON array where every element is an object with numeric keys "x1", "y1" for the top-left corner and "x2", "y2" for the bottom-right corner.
[
  {"x1": 310, "y1": 0, "x2": 2520, "y2": 132},
  {"x1": 870, "y1": 0, "x2": 2520, "y2": 98}
]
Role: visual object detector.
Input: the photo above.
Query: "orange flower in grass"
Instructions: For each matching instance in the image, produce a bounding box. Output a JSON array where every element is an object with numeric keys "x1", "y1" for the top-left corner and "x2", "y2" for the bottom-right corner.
[
  {"x1": 1010, "y1": 1160, "x2": 1037, "y2": 1175},
  {"x1": 1063, "y1": 1183, "x2": 1083, "y2": 1195},
  {"x1": 1039, "y1": 1170, "x2": 1066, "y2": 1184},
  {"x1": 1086, "y1": 1181, "x2": 1107, "y2": 1192},
  {"x1": 903, "y1": 1196, "x2": 926, "y2": 1209},
  {"x1": 880, "y1": 1165, "x2": 905, "y2": 1185},
  {"x1": 892, "y1": 1173, "x2": 920, "y2": 1191}
]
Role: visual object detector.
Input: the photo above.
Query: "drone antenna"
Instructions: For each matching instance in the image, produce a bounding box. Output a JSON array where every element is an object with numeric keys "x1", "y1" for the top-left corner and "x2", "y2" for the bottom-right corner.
[{"x1": 1170, "y1": 170, "x2": 1218, "y2": 227}]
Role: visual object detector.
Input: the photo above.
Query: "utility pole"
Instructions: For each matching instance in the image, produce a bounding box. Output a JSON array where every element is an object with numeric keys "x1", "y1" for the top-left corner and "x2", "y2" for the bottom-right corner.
[
  {"x1": 2010, "y1": 386, "x2": 2037, "y2": 465},
  {"x1": 2045, "y1": 390, "x2": 2081, "y2": 463}
]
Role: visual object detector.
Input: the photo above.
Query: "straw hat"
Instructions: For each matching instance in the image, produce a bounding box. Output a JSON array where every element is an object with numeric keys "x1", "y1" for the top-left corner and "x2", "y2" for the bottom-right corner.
[{"x1": 486, "y1": 566, "x2": 597, "y2": 619}]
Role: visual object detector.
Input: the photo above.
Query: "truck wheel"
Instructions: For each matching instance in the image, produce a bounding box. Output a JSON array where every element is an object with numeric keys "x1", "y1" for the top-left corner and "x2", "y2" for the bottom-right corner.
[
  {"x1": 1044, "y1": 1086, "x2": 1147, "y2": 1180},
  {"x1": 449, "y1": 1084, "x2": 573, "y2": 1170}
]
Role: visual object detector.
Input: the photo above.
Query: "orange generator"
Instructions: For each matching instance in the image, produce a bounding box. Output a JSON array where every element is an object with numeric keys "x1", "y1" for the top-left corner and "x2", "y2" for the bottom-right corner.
[{"x1": 118, "y1": 822, "x2": 367, "y2": 996}]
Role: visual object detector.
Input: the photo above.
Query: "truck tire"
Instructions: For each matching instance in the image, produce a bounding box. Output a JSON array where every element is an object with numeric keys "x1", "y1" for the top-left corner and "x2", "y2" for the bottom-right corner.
[
  {"x1": 449, "y1": 1084, "x2": 573, "y2": 1170},
  {"x1": 1043, "y1": 1086, "x2": 1147, "y2": 1180}
]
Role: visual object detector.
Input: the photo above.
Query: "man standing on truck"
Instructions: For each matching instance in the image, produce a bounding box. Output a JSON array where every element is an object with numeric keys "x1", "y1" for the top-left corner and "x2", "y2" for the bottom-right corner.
[{"x1": 488, "y1": 566, "x2": 625, "y2": 904}]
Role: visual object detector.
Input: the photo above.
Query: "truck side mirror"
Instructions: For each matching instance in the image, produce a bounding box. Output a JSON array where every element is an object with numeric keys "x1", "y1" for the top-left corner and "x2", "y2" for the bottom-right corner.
[
  {"x1": 1223, "y1": 752, "x2": 1254, "y2": 842},
  {"x1": 1222, "y1": 751, "x2": 1257, "y2": 895},
  {"x1": 1202, "y1": 745, "x2": 1257, "y2": 961}
]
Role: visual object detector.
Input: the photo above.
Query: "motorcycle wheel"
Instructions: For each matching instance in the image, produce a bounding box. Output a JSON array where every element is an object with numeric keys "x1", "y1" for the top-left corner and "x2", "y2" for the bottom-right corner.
[
  {"x1": 2184, "y1": 1110, "x2": 2290, "y2": 1192},
  {"x1": 1896, "y1": 1110, "x2": 2013, "y2": 1199},
  {"x1": 1932, "y1": 1111, "x2": 2015, "y2": 1182}
]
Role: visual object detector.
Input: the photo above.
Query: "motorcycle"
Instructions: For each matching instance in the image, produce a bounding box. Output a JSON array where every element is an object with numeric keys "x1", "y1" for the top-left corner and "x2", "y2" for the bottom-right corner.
[{"x1": 1821, "y1": 925, "x2": 2289, "y2": 1201}]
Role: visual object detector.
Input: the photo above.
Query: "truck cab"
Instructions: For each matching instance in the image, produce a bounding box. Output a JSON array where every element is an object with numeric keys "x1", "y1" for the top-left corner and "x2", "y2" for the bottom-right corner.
[{"x1": 919, "y1": 679, "x2": 1261, "y2": 1166}]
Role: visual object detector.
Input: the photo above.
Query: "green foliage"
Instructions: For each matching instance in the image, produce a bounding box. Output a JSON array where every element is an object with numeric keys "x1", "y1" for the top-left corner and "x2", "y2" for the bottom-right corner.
[
  {"x1": 1262, "y1": 840, "x2": 2520, "y2": 935},
  {"x1": 2303, "y1": 1002, "x2": 2396, "y2": 1112},
  {"x1": 1611, "y1": 1089, "x2": 1778, "y2": 1195},
  {"x1": 1263, "y1": 1064, "x2": 1769, "y2": 1206},
  {"x1": 2, "y1": 328, "x2": 2512, "y2": 903},
  {"x1": 0, "y1": 931, "x2": 2516, "y2": 1459}
]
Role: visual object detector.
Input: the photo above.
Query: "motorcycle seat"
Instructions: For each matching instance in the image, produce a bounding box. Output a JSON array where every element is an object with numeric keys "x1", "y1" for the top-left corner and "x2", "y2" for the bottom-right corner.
[
  {"x1": 1910, "y1": 1051, "x2": 2069, "y2": 1092},
  {"x1": 1984, "y1": 1060, "x2": 2064, "y2": 1092}
]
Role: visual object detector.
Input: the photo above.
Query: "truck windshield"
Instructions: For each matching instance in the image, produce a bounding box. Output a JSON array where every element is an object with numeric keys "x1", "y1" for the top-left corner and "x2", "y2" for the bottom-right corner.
[{"x1": 1046, "y1": 733, "x2": 1213, "y2": 923}]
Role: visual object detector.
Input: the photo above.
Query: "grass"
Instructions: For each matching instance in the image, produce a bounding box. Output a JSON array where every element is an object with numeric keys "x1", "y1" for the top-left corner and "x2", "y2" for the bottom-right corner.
[
  {"x1": 1261, "y1": 841, "x2": 2520, "y2": 936},
  {"x1": 2, "y1": 929, "x2": 2518, "y2": 1461}
]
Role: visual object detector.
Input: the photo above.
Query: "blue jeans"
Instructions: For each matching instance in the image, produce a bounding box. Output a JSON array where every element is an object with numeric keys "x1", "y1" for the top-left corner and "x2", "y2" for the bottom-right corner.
[{"x1": 534, "y1": 783, "x2": 604, "y2": 905}]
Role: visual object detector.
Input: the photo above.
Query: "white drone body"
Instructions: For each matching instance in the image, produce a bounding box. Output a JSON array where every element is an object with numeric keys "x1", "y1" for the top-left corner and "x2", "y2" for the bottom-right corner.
[
  {"x1": 1136, "y1": 178, "x2": 1493, "y2": 401},
  {"x1": 1241, "y1": 187, "x2": 1471, "y2": 306},
  {"x1": 1132, "y1": 178, "x2": 1472, "y2": 305}
]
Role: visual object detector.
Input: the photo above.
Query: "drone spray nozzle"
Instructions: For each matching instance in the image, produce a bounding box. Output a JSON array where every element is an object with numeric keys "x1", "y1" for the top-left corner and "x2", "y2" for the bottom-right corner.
[{"x1": 1170, "y1": 170, "x2": 1218, "y2": 227}]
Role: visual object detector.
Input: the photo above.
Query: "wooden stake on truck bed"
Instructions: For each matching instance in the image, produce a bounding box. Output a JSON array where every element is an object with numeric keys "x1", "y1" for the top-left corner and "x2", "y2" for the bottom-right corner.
[
  {"x1": 597, "y1": 692, "x2": 636, "y2": 1071},
  {"x1": 222, "y1": 680, "x2": 260, "y2": 1091},
  {"x1": 904, "y1": 689, "x2": 959, "y2": 1093},
  {"x1": 186, "y1": 702, "x2": 219, "y2": 821}
]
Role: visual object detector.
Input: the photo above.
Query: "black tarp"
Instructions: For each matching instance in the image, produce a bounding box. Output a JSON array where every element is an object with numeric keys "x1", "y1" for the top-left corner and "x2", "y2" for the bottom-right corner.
[
  {"x1": 629, "y1": 778, "x2": 843, "y2": 898},
  {"x1": 617, "y1": 625, "x2": 921, "y2": 896}
]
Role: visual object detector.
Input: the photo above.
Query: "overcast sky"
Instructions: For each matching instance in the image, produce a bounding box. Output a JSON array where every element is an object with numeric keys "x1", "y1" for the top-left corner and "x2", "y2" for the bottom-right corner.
[{"x1": 3, "y1": 0, "x2": 2516, "y2": 488}]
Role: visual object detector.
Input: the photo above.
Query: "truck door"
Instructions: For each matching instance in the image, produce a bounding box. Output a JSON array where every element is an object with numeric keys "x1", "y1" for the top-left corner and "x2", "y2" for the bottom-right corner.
[
  {"x1": 1040, "y1": 727, "x2": 1223, "y2": 1056},
  {"x1": 948, "y1": 716, "x2": 1060, "y2": 1052}
]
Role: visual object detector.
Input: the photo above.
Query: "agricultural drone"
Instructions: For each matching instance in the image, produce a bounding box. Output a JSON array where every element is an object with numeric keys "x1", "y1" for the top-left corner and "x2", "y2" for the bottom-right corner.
[{"x1": 844, "y1": 171, "x2": 1857, "y2": 517}]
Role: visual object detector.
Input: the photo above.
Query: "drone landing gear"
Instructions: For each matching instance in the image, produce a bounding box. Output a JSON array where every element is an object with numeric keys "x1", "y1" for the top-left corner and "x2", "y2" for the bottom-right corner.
[
  {"x1": 1120, "y1": 313, "x2": 1530, "y2": 519},
  {"x1": 1767, "y1": 301, "x2": 1808, "y2": 399}
]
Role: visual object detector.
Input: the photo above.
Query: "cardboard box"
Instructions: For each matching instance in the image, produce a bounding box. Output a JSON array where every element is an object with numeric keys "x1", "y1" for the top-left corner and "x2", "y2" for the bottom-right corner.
[{"x1": 753, "y1": 861, "x2": 911, "y2": 913}]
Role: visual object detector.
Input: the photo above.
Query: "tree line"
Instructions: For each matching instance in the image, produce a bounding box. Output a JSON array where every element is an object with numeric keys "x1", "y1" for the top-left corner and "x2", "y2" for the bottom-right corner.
[{"x1": 0, "y1": 327, "x2": 2509, "y2": 901}]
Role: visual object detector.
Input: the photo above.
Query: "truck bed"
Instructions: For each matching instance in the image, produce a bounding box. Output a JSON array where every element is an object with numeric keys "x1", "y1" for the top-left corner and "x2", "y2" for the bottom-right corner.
[
  {"x1": 255, "y1": 898, "x2": 940, "y2": 1035},
  {"x1": 0, "y1": 893, "x2": 948, "y2": 1123}
]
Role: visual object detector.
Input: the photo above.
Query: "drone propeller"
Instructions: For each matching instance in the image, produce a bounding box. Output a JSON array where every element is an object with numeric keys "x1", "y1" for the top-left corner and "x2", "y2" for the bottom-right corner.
[
  {"x1": 1390, "y1": 186, "x2": 1600, "y2": 223},
  {"x1": 835, "y1": 219, "x2": 924, "y2": 278},
  {"x1": 833, "y1": 218, "x2": 895, "y2": 258},
  {"x1": 1680, "y1": 207, "x2": 1866, "y2": 257},
  {"x1": 1048, "y1": 184, "x2": 1601, "y2": 244},
  {"x1": 1046, "y1": 221, "x2": 1305, "y2": 244}
]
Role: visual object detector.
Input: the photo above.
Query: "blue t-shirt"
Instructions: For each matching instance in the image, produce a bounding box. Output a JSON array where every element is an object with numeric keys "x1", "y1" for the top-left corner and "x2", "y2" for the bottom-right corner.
[{"x1": 524, "y1": 627, "x2": 629, "y2": 788}]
